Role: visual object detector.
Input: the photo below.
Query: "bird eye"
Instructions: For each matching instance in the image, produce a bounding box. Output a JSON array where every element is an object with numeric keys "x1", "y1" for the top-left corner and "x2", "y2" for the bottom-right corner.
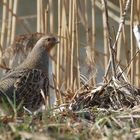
[
  {"x1": 47, "y1": 38, "x2": 51, "y2": 41},
  {"x1": 52, "y1": 37, "x2": 56, "y2": 41}
]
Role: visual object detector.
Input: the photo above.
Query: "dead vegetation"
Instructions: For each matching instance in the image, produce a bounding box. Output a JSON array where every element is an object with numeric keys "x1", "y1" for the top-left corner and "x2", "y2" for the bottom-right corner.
[{"x1": 0, "y1": 0, "x2": 140, "y2": 139}]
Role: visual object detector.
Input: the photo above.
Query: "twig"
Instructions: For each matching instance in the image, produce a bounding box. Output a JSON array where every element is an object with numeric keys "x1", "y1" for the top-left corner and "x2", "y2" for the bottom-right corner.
[
  {"x1": 71, "y1": 68, "x2": 97, "y2": 102},
  {"x1": 104, "y1": 0, "x2": 131, "y2": 79},
  {"x1": 95, "y1": 1, "x2": 130, "y2": 25},
  {"x1": 1, "y1": 1, "x2": 31, "y2": 33},
  {"x1": 11, "y1": 0, "x2": 18, "y2": 44},
  {"x1": 102, "y1": 0, "x2": 116, "y2": 77},
  {"x1": 1, "y1": 0, "x2": 7, "y2": 50},
  {"x1": 118, "y1": 50, "x2": 139, "y2": 79},
  {"x1": 133, "y1": 23, "x2": 140, "y2": 86},
  {"x1": 130, "y1": 0, "x2": 135, "y2": 84},
  {"x1": 133, "y1": 24, "x2": 140, "y2": 50}
]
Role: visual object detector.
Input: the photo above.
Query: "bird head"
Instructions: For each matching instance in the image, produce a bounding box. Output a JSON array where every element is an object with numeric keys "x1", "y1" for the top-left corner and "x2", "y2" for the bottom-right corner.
[{"x1": 37, "y1": 34, "x2": 59, "y2": 52}]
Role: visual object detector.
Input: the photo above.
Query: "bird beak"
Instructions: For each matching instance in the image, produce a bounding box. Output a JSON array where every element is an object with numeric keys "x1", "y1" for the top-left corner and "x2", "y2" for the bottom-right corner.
[{"x1": 56, "y1": 40, "x2": 60, "y2": 44}]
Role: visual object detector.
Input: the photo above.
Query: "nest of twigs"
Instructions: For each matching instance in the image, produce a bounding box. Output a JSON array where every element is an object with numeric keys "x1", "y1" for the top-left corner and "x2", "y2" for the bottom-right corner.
[{"x1": 70, "y1": 73, "x2": 140, "y2": 111}]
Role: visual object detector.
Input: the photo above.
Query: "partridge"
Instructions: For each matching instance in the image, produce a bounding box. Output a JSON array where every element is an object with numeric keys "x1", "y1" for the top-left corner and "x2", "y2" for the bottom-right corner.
[{"x1": 0, "y1": 35, "x2": 59, "y2": 112}]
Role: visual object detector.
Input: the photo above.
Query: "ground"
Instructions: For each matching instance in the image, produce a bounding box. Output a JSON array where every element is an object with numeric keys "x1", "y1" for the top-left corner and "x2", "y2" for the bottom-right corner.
[{"x1": 0, "y1": 105, "x2": 140, "y2": 140}]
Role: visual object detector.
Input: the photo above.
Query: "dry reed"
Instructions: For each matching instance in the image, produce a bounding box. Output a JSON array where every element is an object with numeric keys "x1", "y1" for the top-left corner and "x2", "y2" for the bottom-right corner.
[
  {"x1": 130, "y1": 0, "x2": 135, "y2": 84},
  {"x1": 0, "y1": 0, "x2": 140, "y2": 106}
]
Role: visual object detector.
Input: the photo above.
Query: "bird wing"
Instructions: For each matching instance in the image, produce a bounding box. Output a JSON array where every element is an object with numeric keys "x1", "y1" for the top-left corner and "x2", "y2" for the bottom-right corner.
[{"x1": 0, "y1": 69, "x2": 49, "y2": 111}]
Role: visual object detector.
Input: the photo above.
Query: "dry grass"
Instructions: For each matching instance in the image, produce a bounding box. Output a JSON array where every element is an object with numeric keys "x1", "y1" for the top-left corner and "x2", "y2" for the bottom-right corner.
[
  {"x1": 0, "y1": 106, "x2": 140, "y2": 139},
  {"x1": 0, "y1": 0, "x2": 140, "y2": 139}
]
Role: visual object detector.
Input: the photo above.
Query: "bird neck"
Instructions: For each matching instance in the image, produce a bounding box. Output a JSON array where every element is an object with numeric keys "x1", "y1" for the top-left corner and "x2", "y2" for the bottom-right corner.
[{"x1": 17, "y1": 43, "x2": 49, "y2": 73}]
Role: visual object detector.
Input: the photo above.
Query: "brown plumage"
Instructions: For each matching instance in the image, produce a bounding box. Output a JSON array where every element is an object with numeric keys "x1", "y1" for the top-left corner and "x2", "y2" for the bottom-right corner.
[{"x1": 0, "y1": 34, "x2": 59, "y2": 112}]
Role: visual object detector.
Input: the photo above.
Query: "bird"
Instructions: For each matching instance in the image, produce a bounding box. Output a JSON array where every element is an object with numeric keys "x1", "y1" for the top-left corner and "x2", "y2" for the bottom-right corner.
[{"x1": 0, "y1": 34, "x2": 59, "y2": 113}]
